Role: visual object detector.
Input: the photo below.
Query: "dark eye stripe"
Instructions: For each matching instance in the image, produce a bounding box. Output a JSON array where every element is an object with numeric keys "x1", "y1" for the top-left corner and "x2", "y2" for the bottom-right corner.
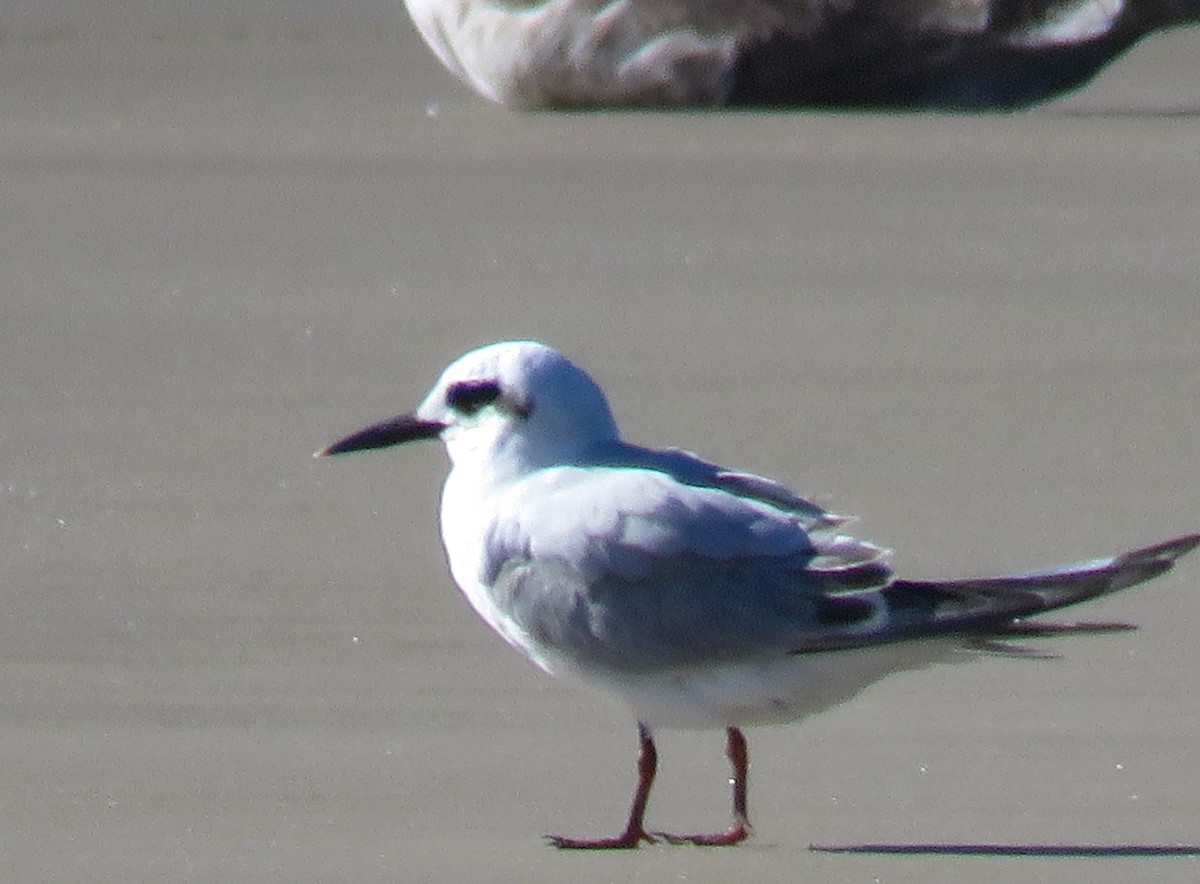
[{"x1": 446, "y1": 379, "x2": 503, "y2": 414}]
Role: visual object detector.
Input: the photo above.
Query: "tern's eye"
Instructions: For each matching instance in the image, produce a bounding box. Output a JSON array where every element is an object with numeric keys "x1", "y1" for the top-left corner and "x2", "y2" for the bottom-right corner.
[{"x1": 446, "y1": 379, "x2": 503, "y2": 415}]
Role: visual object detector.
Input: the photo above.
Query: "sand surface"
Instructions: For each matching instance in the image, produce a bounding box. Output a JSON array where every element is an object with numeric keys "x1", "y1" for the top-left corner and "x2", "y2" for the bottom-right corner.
[{"x1": 2, "y1": 5, "x2": 1199, "y2": 881}]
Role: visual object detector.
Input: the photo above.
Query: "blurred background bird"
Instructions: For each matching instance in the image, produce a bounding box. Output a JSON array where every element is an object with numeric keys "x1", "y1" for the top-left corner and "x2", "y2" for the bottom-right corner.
[{"x1": 398, "y1": 0, "x2": 1200, "y2": 108}]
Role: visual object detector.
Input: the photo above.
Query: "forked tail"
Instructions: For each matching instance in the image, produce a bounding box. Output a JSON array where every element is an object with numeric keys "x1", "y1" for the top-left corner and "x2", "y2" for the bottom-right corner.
[{"x1": 882, "y1": 534, "x2": 1200, "y2": 639}]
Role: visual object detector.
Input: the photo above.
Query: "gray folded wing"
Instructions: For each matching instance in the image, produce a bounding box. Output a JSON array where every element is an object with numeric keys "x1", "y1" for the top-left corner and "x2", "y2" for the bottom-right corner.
[{"x1": 481, "y1": 463, "x2": 892, "y2": 672}]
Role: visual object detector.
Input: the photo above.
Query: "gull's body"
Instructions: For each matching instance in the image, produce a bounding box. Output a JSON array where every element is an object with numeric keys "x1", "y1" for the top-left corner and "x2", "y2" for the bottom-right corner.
[
  {"x1": 319, "y1": 340, "x2": 1198, "y2": 848},
  {"x1": 399, "y1": 0, "x2": 1200, "y2": 108}
]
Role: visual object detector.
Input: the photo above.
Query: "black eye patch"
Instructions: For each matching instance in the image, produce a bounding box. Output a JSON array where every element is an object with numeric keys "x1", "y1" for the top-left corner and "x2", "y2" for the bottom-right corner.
[{"x1": 446, "y1": 379, "x2": 504, "y2": 415}]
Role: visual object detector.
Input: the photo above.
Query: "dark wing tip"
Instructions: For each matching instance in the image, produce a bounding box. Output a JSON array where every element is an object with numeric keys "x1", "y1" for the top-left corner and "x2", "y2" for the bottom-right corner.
[{"x1": 1120, "y1": 533, "x2": 1200, "y2": 568}]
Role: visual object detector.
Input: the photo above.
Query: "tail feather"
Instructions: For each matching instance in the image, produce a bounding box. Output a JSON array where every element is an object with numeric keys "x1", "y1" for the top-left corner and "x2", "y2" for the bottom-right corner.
[
  {"x1": 883, "y1": 533, "x2": 1200, "y2": 638},
  {"x1": 966, "y1": 621, "x2": 1139, "y2": 658}
]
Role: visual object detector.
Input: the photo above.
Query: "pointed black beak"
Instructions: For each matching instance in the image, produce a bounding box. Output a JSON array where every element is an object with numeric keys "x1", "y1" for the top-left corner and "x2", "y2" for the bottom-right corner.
[{"x1": 314, "y1": 414, "x2": 446, "y2": 457}]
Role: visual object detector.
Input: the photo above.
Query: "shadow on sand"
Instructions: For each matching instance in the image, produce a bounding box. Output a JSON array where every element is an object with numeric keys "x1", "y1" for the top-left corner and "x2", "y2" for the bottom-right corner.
[{"x1": 810, "y1": 843, "x2": 1200, "y2": 857}]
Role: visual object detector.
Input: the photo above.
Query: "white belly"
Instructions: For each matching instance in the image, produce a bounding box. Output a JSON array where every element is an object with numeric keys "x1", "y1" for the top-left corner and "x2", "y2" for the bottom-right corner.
[{"x1": 587, "y1": 639, "x2": 963, "y2": 729}]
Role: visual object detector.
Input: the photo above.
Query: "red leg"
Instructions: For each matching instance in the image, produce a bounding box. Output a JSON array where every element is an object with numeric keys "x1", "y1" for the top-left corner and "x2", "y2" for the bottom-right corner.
[
  {"x1": 655, "y1": 726, "x2": 752, "y2": 846},
  {"x1": 547, "y1": 722, "x2": 659, "y2": 849}
]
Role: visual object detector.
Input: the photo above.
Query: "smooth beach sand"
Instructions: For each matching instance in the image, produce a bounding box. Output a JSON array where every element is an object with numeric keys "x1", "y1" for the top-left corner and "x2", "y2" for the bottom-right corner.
[{"x1": 2, "y1": 5, "x2": 1199, "y2": 881}]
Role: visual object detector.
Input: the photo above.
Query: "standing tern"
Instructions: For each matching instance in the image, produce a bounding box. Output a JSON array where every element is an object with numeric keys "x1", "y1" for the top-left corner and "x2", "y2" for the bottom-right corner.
[
  {"x1": 397, "y1": 0, "x2": 1200, "y2": 109},
  {"x1": 317, "y1": 340, "x2": 1198, "y2": 848}
]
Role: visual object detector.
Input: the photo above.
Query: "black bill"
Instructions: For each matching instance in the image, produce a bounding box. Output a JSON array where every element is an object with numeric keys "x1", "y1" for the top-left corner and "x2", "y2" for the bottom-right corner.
[{"x1": 315, "y1": 414, "x2": 445, "y2": 457}]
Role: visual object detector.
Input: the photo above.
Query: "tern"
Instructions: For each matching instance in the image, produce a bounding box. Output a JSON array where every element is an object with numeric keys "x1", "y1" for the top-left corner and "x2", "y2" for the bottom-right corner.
[
  {"x1": 397, "y1": 0, "x2": 1200, "y2": 108},
  {"x1": 318, "y1": 340, "x2": 1197, "y2": 848}
]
